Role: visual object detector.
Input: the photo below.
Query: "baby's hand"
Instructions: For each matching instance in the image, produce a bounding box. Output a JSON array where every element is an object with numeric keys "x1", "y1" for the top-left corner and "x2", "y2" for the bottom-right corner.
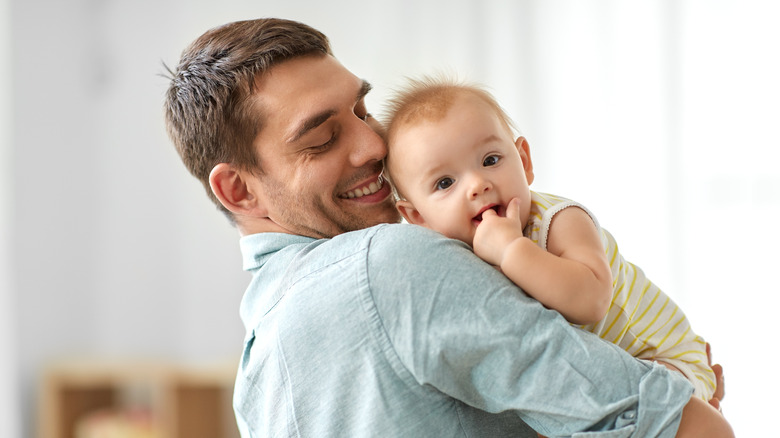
[{"x1": 473, "y1": 198, "x2": 526, "y2": 266}]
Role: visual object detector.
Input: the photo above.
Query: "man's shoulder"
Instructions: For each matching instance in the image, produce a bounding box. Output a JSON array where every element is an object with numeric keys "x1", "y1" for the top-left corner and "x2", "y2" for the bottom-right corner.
[
  {"x1": 358, "y1": 223, "x2": 470, "y2": 255},
  {"x1": 359, "y1": 224, "x2": 496, "y2": 282},
  {"x1": 241, "y1": 225, "x2": 458, "y2": 268},
  {"x1": 367, "y1": 222, "x2": 452, "y2": 239}
]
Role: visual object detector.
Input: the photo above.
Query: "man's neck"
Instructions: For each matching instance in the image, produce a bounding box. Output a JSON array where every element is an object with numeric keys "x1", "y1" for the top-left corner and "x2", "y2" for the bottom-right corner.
[{"x1": 236, "y1": 215, "x2": 294, "y2": 237}]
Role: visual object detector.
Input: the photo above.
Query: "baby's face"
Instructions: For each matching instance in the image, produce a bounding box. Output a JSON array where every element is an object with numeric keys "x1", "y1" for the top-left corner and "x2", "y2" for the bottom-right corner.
[{"x1": 387, "y1": 94, "x2": 533, "y2": 247}]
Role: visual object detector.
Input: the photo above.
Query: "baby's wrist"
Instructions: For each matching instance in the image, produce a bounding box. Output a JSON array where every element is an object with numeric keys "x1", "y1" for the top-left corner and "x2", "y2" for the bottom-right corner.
[{"x1": 498, "y1": 236, "x2": 528, "y2": 270}]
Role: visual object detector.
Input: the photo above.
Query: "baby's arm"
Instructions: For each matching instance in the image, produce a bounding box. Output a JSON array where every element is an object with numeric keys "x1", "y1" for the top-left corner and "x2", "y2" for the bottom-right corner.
[{"x1": 473, "y1": 198, "x2": 612, "y2": 325}]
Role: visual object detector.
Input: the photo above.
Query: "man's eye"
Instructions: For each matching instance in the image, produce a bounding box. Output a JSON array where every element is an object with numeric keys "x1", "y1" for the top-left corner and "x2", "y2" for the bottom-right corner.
[
  {"x1": 435, "y1": 177, "x2": 454, "y2": 190},
  {"x1": 483, "y1": 155, "x2": 500, "y2": 167},
  {"x1": 309, "y1": 134, "x2": 335, "y2": 153}
]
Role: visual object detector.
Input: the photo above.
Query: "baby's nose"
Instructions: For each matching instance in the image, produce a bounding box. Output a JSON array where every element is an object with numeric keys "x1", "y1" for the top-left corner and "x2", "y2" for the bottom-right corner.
[{"x1": 469, "y1": 177, "x2": 492, "y2": 198}]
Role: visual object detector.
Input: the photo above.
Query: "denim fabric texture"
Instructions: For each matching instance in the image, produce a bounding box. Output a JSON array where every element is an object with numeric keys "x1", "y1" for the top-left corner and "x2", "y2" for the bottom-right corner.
[{"x1": 233, "y1": 224, "x2": 692, "y2": 437}]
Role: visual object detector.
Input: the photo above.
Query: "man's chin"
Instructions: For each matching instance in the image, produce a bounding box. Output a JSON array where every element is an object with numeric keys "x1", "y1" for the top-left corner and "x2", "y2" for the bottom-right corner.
[
  {"x1": 375, "y1": 196, "x2": 402, "y2": 224},
  {"x1": 343, "y1": 201, "x2": 401, "y2": 232},
  {"x1": 338, "y1": 186, "x2": 400, "y2": 229},
  {"x1": 374, "y1": 206, "x2": 402, "y2": 226},
  {"x1": 357, "y1": 204, "x2": 401, "y2": 229}
]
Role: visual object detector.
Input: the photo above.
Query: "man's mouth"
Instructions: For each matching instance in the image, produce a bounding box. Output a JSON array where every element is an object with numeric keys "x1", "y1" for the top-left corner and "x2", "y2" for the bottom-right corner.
[{"x1": 339, "y1": 174, "x2": 386, "y2": 199}]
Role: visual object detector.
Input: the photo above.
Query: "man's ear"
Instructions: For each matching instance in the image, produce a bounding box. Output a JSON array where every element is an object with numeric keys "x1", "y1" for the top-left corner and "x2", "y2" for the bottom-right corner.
[
  {"x1": 515, "y1": 136, "x2": 535, "y2": 185},
  {"x1": 209, "y1": 163, "x2": 268, "y2": 217},
  {"x1": 395, "y1": 199, "x2": 426, "y2": 226}
]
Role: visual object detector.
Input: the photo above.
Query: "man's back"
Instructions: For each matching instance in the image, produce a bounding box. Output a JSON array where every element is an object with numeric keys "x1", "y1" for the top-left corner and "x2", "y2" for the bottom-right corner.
[{"x1": 233, "y1": 224, "x2": 690, "y2": 437}]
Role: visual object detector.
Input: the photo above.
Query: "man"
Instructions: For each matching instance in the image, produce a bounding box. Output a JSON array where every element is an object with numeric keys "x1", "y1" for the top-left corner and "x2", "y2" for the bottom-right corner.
[{"x1": 164, "y1": 18, "x2": 732, "y2": 437}]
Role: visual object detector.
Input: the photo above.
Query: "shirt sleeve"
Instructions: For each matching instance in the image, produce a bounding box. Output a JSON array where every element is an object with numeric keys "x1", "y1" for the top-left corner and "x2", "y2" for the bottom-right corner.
[{"x1": 366, "y1": 224, "x2": 693, "y2": 437}]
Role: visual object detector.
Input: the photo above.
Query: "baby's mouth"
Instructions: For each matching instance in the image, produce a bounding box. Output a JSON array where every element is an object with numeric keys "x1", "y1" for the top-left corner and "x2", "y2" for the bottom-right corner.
[
  {"x1": 340, "y1": 174, "x2": 385, "y2": 199},
  {"x1": 473, "y1": 205, "x2": 501, "y2": 224}
]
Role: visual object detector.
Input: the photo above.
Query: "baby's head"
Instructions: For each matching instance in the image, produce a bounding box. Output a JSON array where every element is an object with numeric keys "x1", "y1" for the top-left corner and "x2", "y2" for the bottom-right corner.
[{"x1": 383, "y1": 77, "x2": 535, "y2": 247}]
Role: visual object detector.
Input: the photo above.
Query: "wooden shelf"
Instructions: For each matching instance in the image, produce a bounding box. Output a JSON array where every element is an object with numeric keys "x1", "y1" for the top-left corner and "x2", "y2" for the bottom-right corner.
[{"x1": 38, "y1": 359, "x2": 239, "y2": 438}]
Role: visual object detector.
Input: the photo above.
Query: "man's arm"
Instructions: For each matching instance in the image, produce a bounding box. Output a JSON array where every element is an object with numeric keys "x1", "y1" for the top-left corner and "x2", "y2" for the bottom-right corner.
[{"x1": 368, "y1": 224, "x2": 732, "y2": 437}]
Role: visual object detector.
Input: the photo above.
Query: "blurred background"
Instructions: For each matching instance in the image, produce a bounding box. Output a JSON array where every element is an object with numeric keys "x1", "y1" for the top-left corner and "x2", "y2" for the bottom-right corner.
[{"x1": 2, "y1": 0, "x2": 778, "y2": 436}]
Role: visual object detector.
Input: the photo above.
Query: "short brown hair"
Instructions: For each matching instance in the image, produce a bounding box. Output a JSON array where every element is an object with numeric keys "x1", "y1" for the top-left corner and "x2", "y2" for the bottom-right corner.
[{"x1": 164, "y1": 18, "x2": 332, "y2": 217}]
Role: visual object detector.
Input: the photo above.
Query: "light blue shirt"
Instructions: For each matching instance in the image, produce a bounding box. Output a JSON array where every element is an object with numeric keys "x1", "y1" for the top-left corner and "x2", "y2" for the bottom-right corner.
[{"x1": 233, "y1": 224, "x2": 692, "y2": 437}]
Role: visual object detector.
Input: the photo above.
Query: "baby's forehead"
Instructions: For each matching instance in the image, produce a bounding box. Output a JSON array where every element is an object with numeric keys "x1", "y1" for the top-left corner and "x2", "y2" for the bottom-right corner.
[
  {"x1": 390, "y1": 89, "x2": 488, "y2": 134},
  {"x1": 415, "y1": 88, "x2": 482, "y2": 115}
]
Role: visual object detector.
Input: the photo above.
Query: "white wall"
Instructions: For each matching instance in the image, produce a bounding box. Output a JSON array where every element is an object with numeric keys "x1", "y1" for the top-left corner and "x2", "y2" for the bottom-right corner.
[
  {"x1": 11, "y1": 1, "x2": 250, "y2": 435},
  {"x1": 1, "y1": 0, "x2": 20, "y2": 435},
  {"x1": 7, "y1": 0, "x2": 777, "y2": 436}
]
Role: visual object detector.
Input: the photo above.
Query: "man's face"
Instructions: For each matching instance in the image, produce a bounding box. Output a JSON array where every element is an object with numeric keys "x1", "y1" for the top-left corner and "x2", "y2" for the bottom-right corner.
[{"x1": 248, "y1": 54, "x2": 400, "y2": 238}]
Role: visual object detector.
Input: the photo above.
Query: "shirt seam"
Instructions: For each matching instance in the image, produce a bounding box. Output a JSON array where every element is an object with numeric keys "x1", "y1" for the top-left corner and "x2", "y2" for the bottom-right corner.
[
  {"x1": 259, "y1": 241, "x2": 366, "y2": 319},
  {"x1": 358, "y1": 228, "x2": 461, "y2": 409}
]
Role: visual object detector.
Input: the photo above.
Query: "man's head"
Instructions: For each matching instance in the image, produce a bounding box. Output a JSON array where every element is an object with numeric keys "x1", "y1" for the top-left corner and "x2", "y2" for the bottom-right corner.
[{"x1": 165, "y1": 18, "x2": 399, "y2": 237}]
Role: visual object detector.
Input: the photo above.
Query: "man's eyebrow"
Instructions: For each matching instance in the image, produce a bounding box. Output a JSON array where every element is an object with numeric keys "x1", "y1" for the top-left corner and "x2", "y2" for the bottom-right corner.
[
  {"x1": 288, "y1": 109, "x2": 337, "y2": 144},
  {"x1": 287, "y1": 80, "x2": 373, "y2": 144}
]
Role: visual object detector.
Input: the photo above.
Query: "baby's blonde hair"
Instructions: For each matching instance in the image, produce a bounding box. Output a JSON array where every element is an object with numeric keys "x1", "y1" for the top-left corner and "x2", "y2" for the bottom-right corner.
[{"x1": 382, "y1": 75, "x2": 517, "y2": 144}]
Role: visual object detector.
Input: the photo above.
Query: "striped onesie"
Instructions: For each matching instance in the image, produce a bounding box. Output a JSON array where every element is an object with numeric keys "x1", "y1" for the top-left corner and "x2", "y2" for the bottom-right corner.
[{"x1": 524, "y1": 191, "x2": 715, "y2": 400}]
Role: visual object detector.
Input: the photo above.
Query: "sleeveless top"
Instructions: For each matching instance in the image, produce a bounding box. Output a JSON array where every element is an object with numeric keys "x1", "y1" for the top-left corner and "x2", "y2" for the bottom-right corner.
[{"x1": 523, "y1": 191, "x2": 715, "y2": 399}]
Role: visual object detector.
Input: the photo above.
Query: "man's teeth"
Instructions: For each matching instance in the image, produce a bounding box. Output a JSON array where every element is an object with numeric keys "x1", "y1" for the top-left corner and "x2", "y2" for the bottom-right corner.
[{"x1": 345, "y1": 176, "x2": 384, "y2": 199}]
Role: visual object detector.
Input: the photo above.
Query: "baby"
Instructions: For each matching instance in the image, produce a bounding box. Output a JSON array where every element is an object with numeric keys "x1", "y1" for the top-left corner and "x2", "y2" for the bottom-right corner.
[{"x1": 383, "y1": 77, "x2": 715, "y2": 400}]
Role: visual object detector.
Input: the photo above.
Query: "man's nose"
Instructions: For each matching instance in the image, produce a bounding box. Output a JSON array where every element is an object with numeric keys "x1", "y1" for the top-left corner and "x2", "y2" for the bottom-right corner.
[{"x1": 348, "y1": 117, "x2": 386, "y2": 167}]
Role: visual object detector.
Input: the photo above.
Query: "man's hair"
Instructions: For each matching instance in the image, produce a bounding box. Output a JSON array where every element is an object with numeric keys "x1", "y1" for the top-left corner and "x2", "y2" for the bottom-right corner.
[
  {"x1": 382, "y1": 76, "x2": 517, "y2": 200},
  {"x1": 164, "y1": 18, "x2": 332, "y2": 218}
]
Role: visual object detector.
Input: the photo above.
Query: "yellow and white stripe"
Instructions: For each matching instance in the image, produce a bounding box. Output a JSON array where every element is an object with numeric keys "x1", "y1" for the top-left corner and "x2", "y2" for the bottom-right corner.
[{"x1": 523, "y1": 191, "x2": 716, "y2": 399}]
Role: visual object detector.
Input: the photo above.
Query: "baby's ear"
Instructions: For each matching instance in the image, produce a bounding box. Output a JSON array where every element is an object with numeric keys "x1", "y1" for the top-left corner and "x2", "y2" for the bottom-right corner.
[
  {"x1": 395, "y1": 199, "x2": 426, "y2": 226},
  {"x1": 515, "y1": 136, "x2": 535, "y2": 185}
]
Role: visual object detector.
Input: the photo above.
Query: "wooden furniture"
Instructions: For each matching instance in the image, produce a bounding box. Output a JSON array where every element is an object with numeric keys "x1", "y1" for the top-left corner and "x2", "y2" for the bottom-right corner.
[{"x1": 38, "y1": 359, "x2": 239, "y2": 438}]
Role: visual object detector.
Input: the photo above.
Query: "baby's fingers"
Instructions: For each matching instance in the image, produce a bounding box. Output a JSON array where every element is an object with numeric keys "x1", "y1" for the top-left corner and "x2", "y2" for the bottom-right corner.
[
  {"x1": 505, "y1": 198, "x2": 522, "y2": 220},
  {"x1": 481, "y1": 208, "x2": 498, "y2": 219}
]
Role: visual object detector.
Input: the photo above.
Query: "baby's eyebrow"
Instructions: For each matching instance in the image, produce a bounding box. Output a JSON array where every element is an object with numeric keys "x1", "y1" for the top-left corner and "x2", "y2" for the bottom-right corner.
[
  {"x1": 420, "y1": 164, "x2": 448, "y2": 186},
  {"x1": 480, "y1": 134, "x2": 502, "y2": 145}
]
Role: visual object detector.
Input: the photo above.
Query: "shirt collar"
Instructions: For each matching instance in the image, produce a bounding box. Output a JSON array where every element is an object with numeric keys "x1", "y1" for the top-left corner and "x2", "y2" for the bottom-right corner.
[{"x1": 239, "y1": 232, "x2": 316, "y2": 271}]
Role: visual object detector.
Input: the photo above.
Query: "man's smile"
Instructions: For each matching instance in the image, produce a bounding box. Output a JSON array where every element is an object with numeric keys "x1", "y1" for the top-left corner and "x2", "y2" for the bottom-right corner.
[{"x1": 339, "y1": 173, "x2": 389, "y2": 200}]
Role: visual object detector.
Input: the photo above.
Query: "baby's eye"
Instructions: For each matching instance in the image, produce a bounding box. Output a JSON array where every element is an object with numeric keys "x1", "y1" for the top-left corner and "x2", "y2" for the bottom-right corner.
[
  {"x1": 483, "y1": 155, "x2": 500, "y2": 167},
  {"x1": 435, "y1": 177, "x2": 454, "y2": 190}
]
